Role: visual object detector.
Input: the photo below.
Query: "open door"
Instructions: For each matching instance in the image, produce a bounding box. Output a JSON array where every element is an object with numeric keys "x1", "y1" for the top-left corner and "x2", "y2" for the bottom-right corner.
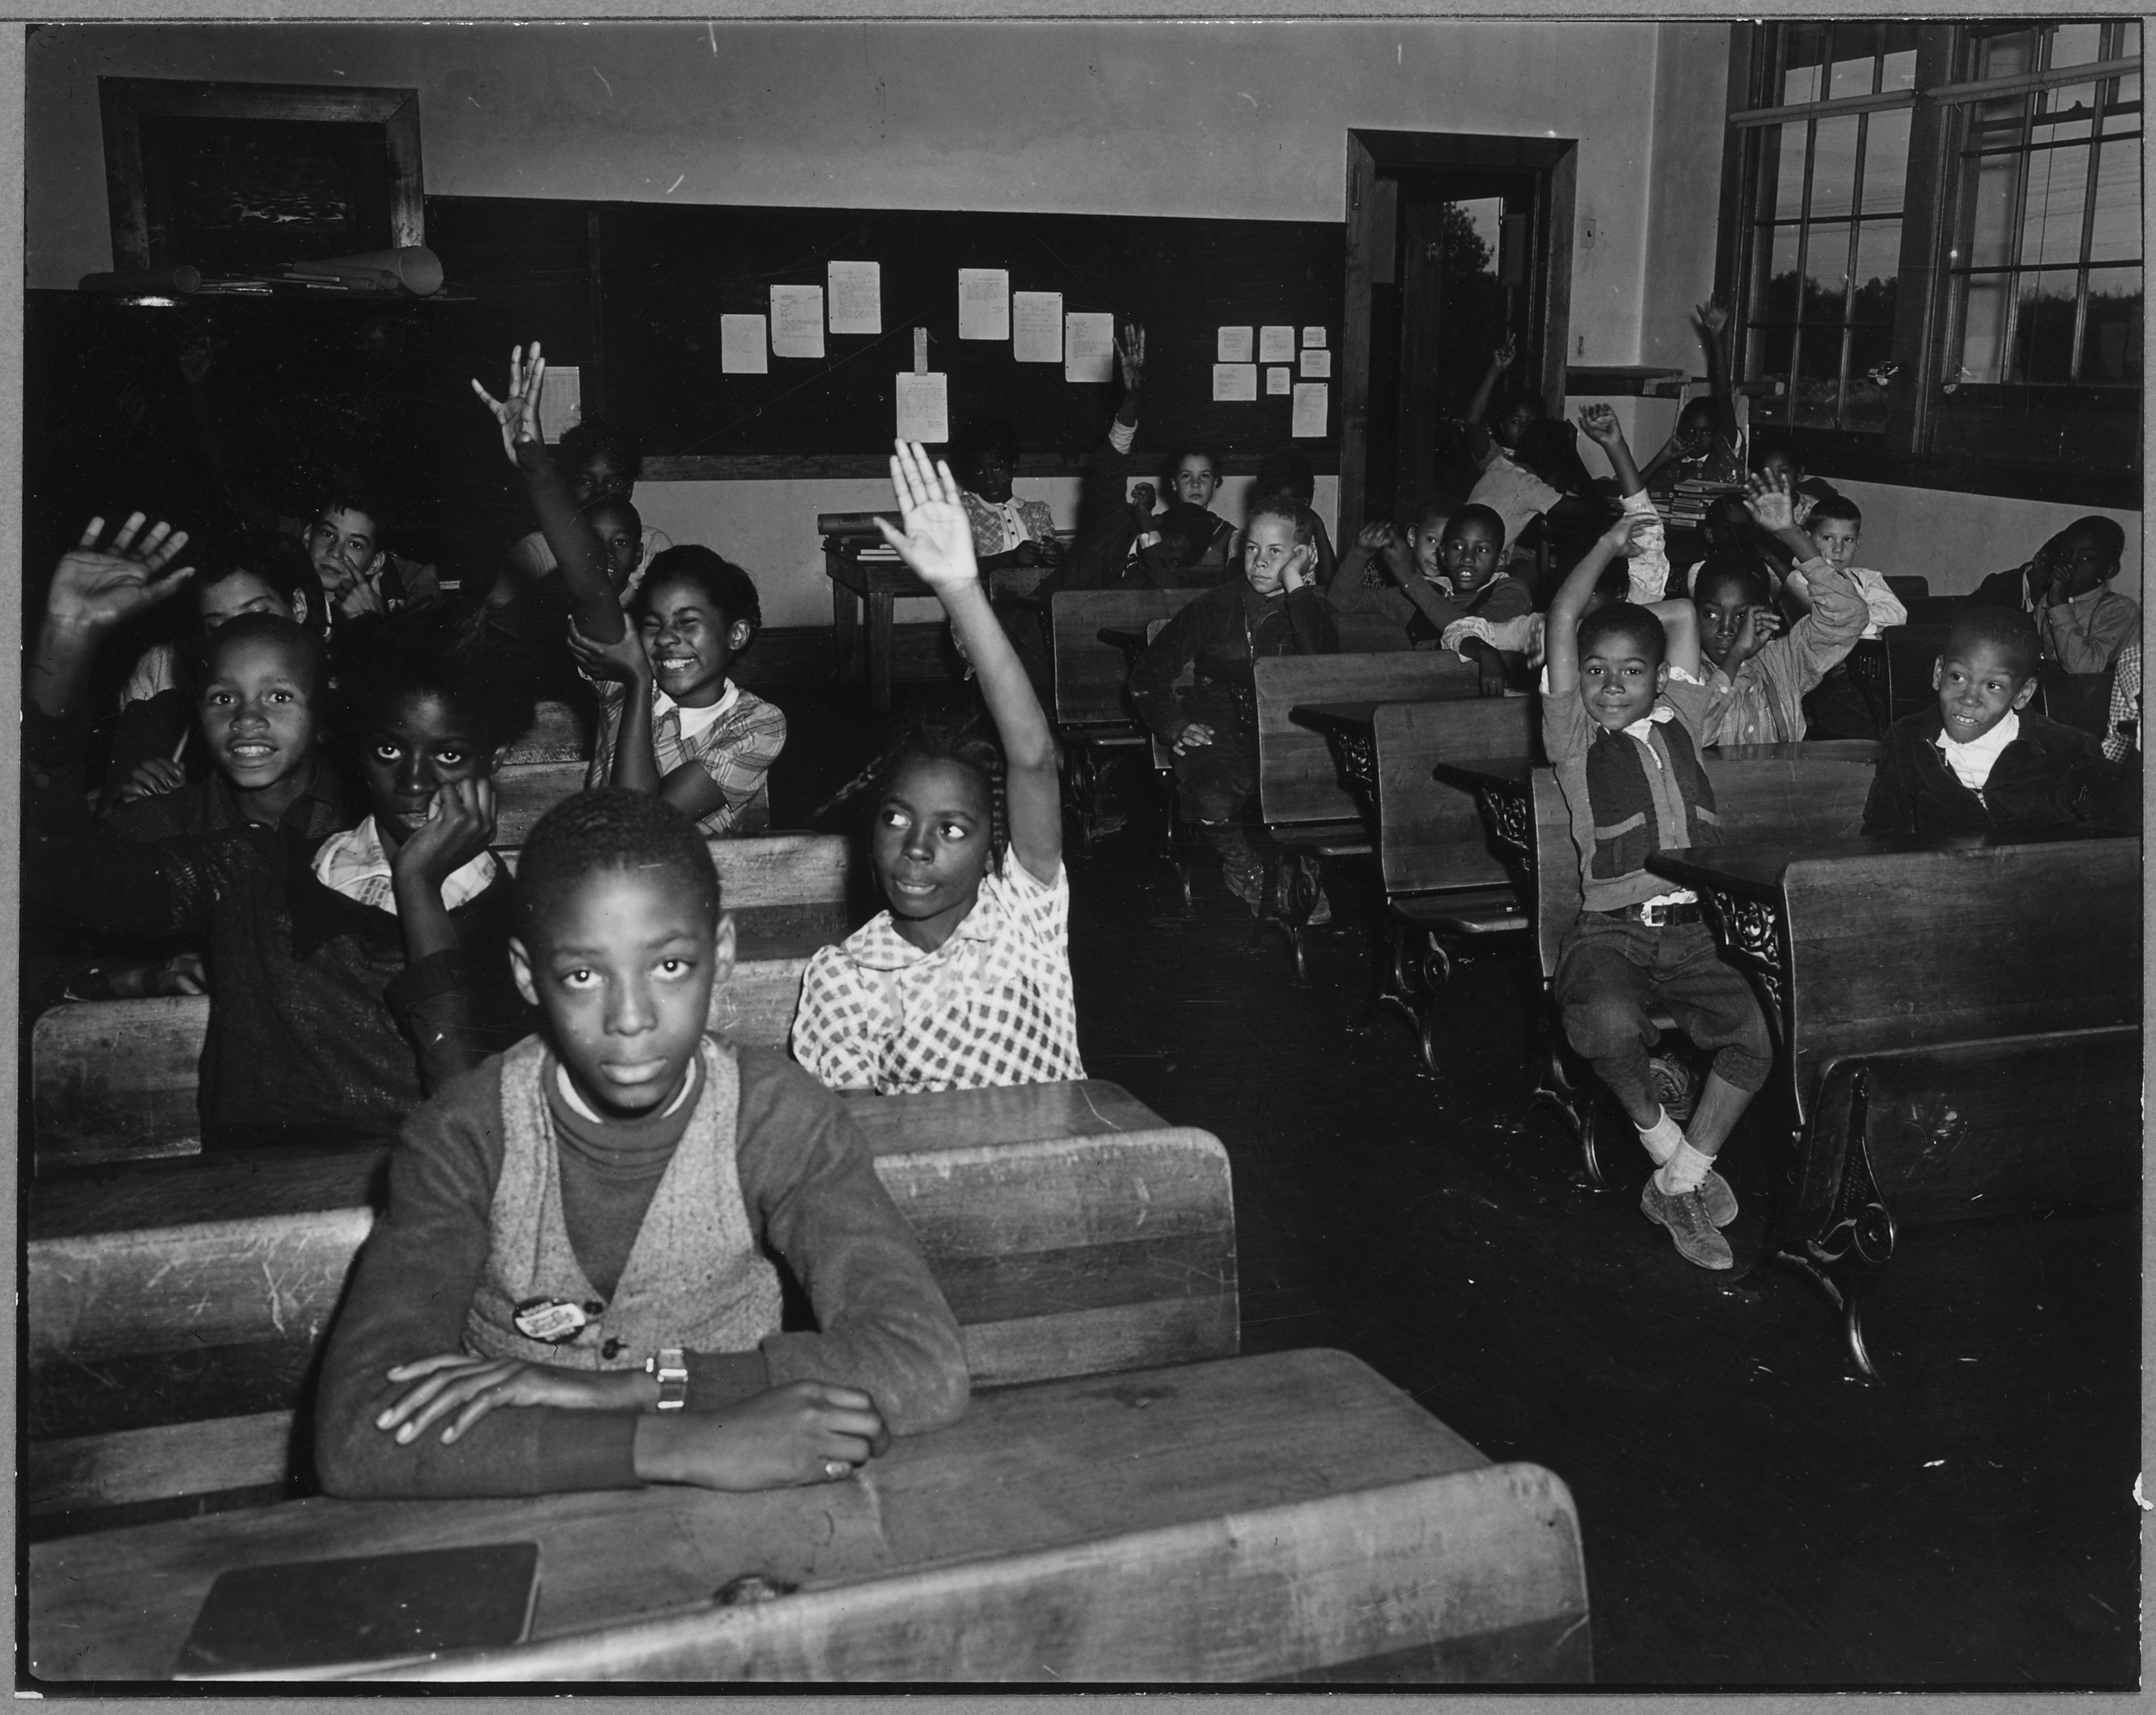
[{"x1": 1341, "y1": 129, "x2": 1578, "y2": 541}]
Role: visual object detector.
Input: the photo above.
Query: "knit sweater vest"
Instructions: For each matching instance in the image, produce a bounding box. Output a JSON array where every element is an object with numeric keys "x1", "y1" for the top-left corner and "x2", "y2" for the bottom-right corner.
[
  {"x1": 464, "y1": 1034, "x2": 783, "y2": 1369},
  {"x1": 1583, "y1": 719, "x2": 1720, "y2": 882}
]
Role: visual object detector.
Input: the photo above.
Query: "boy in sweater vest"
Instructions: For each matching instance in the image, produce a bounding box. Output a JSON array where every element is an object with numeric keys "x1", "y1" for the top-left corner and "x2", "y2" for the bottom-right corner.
[
  {"x1": 316, "y1": 790, "x2": 968, "y2": 1498},
  {"x1": 1544, "y1": 512, "x2": 1774, "y2": 1274}
]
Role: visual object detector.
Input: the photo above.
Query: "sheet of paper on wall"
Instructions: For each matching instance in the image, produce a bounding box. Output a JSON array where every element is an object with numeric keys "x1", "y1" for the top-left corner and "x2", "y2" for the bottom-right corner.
[
  {"x1": 1216, "y1": 326, "x2": 1253, "y2": 364},
  {"x1": 1258, "y1": 325, "x2": 1296, "y2": 364},
  {"x1": 958, "y1": 268, "x2": 1011, "y2": 341},
  {"x1": 1013, "y1": 291, "x2": 1064, "y2": 363},
  {"x1": 1212, "y1": 363, "x2": 1258, "y2": 403},
  {"x1": 1064, "y1": 311, "x2": 1116, "y2": 383},
  {"x1": 1300, "y1": 347, "x2": 1333, "y2": 379},
  {"x1": 720, "y1": 316, "x2": 770, "y2": 374},
  {"x1": 1302, "y1": 326, "x2": 1327, "y2": 348},
  {"x1": 769, "y1": 285, "x2": 826, "y2": 359},
  {"x1": 538, "y1": 364, "x2": 581, "y2": 441},
  {"x1": 1266, "y1": 366, "x2": 1291, "y2": 396},
  {"x1": 895, "y1": 372, "x2": 950, "y2": 443},
  {"x1": 826, "y1": 261, "x2": 881, "y2": 335},
  {"x1": 1291, "y1": 381, "x2": 1329, "y2": 438}
]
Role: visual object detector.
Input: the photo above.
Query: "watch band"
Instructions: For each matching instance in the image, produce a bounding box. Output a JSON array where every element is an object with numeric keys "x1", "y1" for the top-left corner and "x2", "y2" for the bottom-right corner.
[{"x1": 647, "y1": 1346, "x2": 688, "y2": 1411}]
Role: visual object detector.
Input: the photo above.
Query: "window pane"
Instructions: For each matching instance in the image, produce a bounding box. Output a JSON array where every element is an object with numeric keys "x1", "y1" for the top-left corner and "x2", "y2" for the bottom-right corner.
[
  {"x1": 1780, "y1": 21, "x2": 1827, "y2": 104},
  {"x1": 2014, "y1": 275, "x2": 2078, "y2": 382},
  {"x1": 2102, "y1": 80, "x2": 2139, "y2": 129},
  {"x1": 1805, "y1": 221, "x2": 1854, "y2": 314},
  {"x1": 1972, "y1": 28, "x2": 2037, "y2": 81},
  {"x1": 1810, "y1": 116, "x2": 1859, "y2": 218},
  {"x1": 2021, "y1": 142, "x2": 2092, "y2": 266},
  {"x1": 1748, "y1": 324, "x2": 1796, "y2": 408},
  {"x1": 2089, "y1": 136, "x2": 2141, "y2": 262},
  {"x1": 1768, "y1": 124, "x2": 1810, "y2": 223},
  {"x1": 1860, "y1": 108, "x2": 1911, "y2": 218},
  {"x1": 1963, "y1": 150, "x2": 2022, "y2": 271},
  {"x1": 2034, "y1": 81, "x2": 2096, "y2": 144},
  {"x1": 1762, "y1": 225, "x2": 1802, "y2": 321},
  {"x1": 1957, "y1": 275, "x2": 2012, "y2": 384},
  {"x1": 1830, "y1": 22, "x2": 1881, "y2": 98},
  {"x1": 2083, "y1": 265, "x2": 2144, "y2": 382},
  {"x1": 1794, "y1": 323, "x2": 1848, "y2": 428},
  {"x1": 1852, "y1": 220, "x2": 1902, "y2": 321},
  {"x1": 1880, "y1": 22, "x2": 1922, "y2": 91},
  {"x1": 2121, "y1": 22, "x2": 2141, "y2": 60},
  {"x1": 2046, "y1": 22, "x2": 2104, "y2": 70}
]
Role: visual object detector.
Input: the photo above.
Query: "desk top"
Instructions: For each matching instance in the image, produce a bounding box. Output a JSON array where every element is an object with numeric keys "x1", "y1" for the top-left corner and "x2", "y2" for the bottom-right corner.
[
  {"x1": 29, "y1": 1081, "x2": 1166, "y2": 1241},
  {"x1": 1431, "y1": 755, "x2": 1537, "y2": 792},
  {"x1": 30, "y1": 1348, "x2": 1487, "y2": 1682},
  {"x1": 1291, "y1": 700, "x2": 1385, "y2": 737},
  {"x1": 1645, "y1": 829, "x2": 2129, "y2": 902}
]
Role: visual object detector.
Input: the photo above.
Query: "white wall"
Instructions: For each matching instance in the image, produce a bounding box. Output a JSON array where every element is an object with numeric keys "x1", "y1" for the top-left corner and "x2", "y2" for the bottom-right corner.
[{"x1": 1831, "y1": 482, "x2": 2141, "y2": 607}]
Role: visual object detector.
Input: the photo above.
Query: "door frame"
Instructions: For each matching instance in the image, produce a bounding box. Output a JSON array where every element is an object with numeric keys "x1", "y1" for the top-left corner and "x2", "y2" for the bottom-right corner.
[{"x1": 1340, "y1": 129, "x2": 1579, "y2": 542}]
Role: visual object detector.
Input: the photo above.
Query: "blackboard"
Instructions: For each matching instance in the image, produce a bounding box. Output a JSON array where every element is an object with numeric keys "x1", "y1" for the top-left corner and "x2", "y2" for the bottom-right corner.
[{"x1": 426, "y1": 196, "x2": 1345, "y2": 474}]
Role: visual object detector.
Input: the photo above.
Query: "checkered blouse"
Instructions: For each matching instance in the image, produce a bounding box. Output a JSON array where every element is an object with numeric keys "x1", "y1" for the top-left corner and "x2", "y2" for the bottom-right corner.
[
  {"x1": 791, "y1": 859, "x2": 1084, "y2": 1094},
  {"x1": 586, "y1": 679, "x2": 787, "y2": 837}
]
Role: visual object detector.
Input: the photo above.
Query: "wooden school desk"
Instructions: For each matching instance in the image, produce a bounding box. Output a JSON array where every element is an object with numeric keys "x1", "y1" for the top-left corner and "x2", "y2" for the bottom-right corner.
[
  {"x1": 826, "y1": 539, "x2": 1067, "y2": 712},
  {"x1": 29, "y1": 1348, "x2": 1590, "y2": 1684}
]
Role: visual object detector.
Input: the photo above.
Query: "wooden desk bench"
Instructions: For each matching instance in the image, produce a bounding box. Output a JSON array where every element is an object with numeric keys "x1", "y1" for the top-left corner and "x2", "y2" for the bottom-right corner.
[
  {"x1": 29, "y1": 1348, "x2": 1588, "y2": 1685},
  {"x1": 1251, "y1": 651, "x2": 1478, "y2": 981},
  {"x1": 1646, "y1": 834, "x2": 2140, "y2": 1374},
  {"x1": 30, "y1": 833, "x2": 860, "y2": 1168},
  {"x1": 26, "y1": 1082, "x2": 1237, "y2": 1530},
  {"x1": 1049, "y1": 588, "x2": 1204, "y2": 847}
]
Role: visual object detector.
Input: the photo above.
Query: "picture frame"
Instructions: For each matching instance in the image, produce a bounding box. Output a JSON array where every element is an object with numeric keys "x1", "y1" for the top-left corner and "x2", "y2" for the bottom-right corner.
[{"x1": 97, "y1": 76, "x2": 423, "y2": 274}]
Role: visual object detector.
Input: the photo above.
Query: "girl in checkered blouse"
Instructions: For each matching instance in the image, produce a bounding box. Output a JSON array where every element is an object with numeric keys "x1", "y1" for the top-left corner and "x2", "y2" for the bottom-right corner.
[{"x1": 791, "y1": 442, "x2": 1084, "y2": 1095}]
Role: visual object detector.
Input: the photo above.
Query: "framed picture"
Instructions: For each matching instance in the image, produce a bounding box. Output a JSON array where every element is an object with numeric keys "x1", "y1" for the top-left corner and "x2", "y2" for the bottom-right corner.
[{"x1": 98, "y1": 77, "x2": 423, "y2": 274}]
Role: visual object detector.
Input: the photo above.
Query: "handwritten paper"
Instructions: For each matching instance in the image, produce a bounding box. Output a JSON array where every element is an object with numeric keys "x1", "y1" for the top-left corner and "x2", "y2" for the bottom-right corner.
[
  {"x1": 719, "y1": 316, "x2": 769, "y2": 374},
  {"x1": 826, "y1": 261, "x2": 881, "y2": 335},
  {"x1": 1216, "y1": 326, "x2": 1253, "y2": 363},
  {"x1": 1013, "y1": 291, "x2": 1064, "y2": 363},
  {"x1": 1300, "y1": 347, "x2": 1333, "y2": 379},
  {"x1": 895, "y1": 372, "x2": 950, "y2": 443},
  {"x1": 1291, "y1": 381, "x2": 1329, "y2": 438},
  {"x1": 769, "y1": 286, "x2": 826, "y2": 359},
  {"x1": 1064, "y1": 312, "x2": 1115, "y2": 383},
  {"x1": 1212, "y1": 363, "x2": 1258, "y2": 403},
  {"x1": 1302, "y1": 326, "x2": 1327, "y2": 348},
  {"x1": 1258, "y1": 325, "x2": 1295, "y2": 364},
  {"x1": 538, "y1": 364, "x2": 581, "y2": 441},
  {"x1": 1266, "y1": 366, "x2": 1292, "y2": 396},
  {"x1": 959, "y1": 269, "x2": 1010, "y2": 341}
]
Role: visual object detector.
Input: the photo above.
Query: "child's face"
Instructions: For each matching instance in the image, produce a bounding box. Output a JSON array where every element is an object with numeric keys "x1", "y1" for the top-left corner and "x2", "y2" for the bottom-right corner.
[
  {"x1": 1406, "y1": 520, "x2": 1447, "y2": 582},
  {"x1": 1440, "y1": 519, "x2": 1504, "y2": 593},
  {"x1": 1695, "y1": 574, "x2": 1774, "y2": 675},
  {"x1": 200, "y1": 635, "x2": 317, "y2": 794},
  {"x1": 307, "y1": 507, "x2": 382, "y2": 592},
  {"x1": 201, "y1": 570, "x2": 300, "y2": 634},
  {"x1": 1755, "y1": 449, "x2": 1802, "y2": 490},
  {"x1": 1933, "y1": 641, "x2": 2037, "y2": 744},
  {"x1": 584, "y1": 503, "x2": 642, "y2": 590},
  {"x1": 2049, "y1": 528, "x2": 2119, "y2": 601},
  {"x1": 1671, "y1": 399, "x2": 1716, "y2": 455},
  {"x1": 1578, "y1": 637, "x2": 1670, "y2": 732},
  {"x1": 1493, "y1": 398, "x2": 1541, "y2": 451},
  {"x1": 510, "y1": 867, "x2": 729, "y2": 1117},
  {"x1": 359, "y1": 690, "x2": 494, "y2": 848},
  {"x1": 570, "y1": 451, "x2": 632, "y2": 507},
  {"x1": 972, "y1": 446, "x2": 1016, "y2": 504},
  {"x1": 873, "y1": 755, "x2": 995, "y2": 951},
  {"x1": 1242, "y1": 514, "x2": 1310, "y2": 595},
  {"x1": 1807, "y1": 518, "x2": 1861, "y2": 571},
  {"x1": 637, "y1": 576, "x2": 747, "y2": 708},
  {"x1": 1172, "y1": 455, "x2": 1220, "y2": 510}
]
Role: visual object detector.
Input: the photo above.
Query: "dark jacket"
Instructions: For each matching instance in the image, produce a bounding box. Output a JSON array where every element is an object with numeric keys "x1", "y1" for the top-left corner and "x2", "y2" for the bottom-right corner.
[
  {"x1": 1128, "y1": 578, "x2": 1338, "y2": 741},
  {"x1": 1968, "y1": 565, "x2": 2038, "y2": 610},
  {"x1": 1861, "y1": 707, "x2": 2139, "y2": 837}
]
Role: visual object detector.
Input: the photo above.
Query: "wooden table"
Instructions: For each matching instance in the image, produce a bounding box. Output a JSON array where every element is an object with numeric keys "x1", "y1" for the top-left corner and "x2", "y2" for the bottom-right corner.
[
  {"x1": 826, "y1": 546, "x2": 929, "y2": 712},
  {"x1": 1431, "y1": 755, "x2": 1538, "y2": 871},
  {"x1": 28, "y1": 1348, "x2": 1590, "y2": 1684}
]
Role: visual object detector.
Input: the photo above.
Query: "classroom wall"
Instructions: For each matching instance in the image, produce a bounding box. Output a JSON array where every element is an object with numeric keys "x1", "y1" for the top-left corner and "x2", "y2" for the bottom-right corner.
[{"x1": 1830, "y1": 483, "x2": 2142, "y2": 607}]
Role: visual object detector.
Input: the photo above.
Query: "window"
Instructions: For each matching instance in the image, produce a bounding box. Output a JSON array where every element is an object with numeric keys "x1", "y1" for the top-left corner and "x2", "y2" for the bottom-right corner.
[{"x1": 1723, "y1": 20, "x2": 2142, "y2": 502}]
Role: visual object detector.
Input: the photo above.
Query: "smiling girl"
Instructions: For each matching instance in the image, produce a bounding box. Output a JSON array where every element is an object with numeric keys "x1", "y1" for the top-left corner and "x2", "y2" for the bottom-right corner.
[{"x1": 791, "y1": 443, "x2": 1082, "y2": 1095}]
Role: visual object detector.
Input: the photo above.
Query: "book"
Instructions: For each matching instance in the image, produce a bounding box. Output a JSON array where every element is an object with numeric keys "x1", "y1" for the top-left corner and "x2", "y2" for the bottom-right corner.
[{"x1": 172, "y1": 1542, "x2": 540, "y2": 1679}]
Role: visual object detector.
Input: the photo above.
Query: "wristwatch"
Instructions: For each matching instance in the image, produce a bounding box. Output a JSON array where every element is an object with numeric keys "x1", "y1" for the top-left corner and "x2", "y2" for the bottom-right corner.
[{"x1": 646, "y1": 1346, "x2": 688, "y2": 1411}]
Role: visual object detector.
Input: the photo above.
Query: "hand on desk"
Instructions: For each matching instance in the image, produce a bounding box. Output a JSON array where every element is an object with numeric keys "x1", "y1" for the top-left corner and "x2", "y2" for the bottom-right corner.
[
  {"x1": 377, "y1": 1351, "x2": 650, "y2": 1447},
  {"x1": 635, "y1": 1381, "x2": 888, "y2": 1490}
]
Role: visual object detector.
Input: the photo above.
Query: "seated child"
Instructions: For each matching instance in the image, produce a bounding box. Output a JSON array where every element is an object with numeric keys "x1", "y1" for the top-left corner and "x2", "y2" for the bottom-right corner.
[
  {"x1": 1465, "y1": 339, "x2": 1600, "y2": 557},
  {"x1": 1576, "y1": 404, "x2": 1674, "y2": 606},
  {"x1": 1693, "y1": 475, "x2": 1869, "y2": 747},
  {"x1": 25, "y1": 519, "x2": 533, "y2": 1148},
  {"x1": 1861, "y1": 606, "x2": 2139, "y2": 837},
  {"x1": 1129, "y1": 492, "x2": 1339, "y2": 918},
  {"x1": 793, "y1": 442, "x2": 1082, "y2": 1094},
  {"x1": 1252, "y1": 449, "x2": 1339, "y2": 587},
  {"x1": 1638, "y1": 303, "x2": 1746, "y2": 488},
  {"x1": 1330, "y1": 504, "x2": 1532, "y2": 693},
  {"x1": 2036, "y1": 518, "x2": 2138, "y2": 674},
  {"x1": 476, "y1": 344, "x2": 786, "y2": 837},
  {"x1": 1051, "y1": 322, "x2": 1161, "y2": 594},
  {"x1": 1543, "y1": 512, "x2": 1775, "y2": 1274},
  {"x1": 315, "y1": 788, "x2": 967, "y2": 1498},
  {"x1": 1783, "y1": 495, "x2": 1906, "y2": 638},
  {"x1": 2104, "y1": 639, "x2": 2141, "y2": 763},
  {"x1": 499, "y1": 415, "x2": 674, "y2": 597},
  {"x1": 955, "y1": 418, "x2": 1063, "y2": 569}
]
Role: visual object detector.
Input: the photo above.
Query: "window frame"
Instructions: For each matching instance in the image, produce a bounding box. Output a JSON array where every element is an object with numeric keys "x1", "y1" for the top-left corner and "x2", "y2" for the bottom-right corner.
[{"x1": 1716, "y1": 20, "x2": 2142, "y2": 509}]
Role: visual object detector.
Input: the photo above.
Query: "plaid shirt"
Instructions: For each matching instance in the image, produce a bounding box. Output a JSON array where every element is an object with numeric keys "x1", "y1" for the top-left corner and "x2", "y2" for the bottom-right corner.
[
  {"x1": 586, "y1": 679, "x2": 787, "y2": 837},
  {"x1": 791, "y1": 860, "x2": 1083, "y2": 1094}
]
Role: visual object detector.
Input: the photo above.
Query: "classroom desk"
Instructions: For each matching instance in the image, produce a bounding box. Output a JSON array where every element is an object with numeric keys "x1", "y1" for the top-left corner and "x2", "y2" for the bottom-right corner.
[
  {"x1": 1431, "y1": 756, "x2": 1538, "y2": 871},
  {"x1": 27, "y1": 1348, "x2": 1590, "y2": 1684},
  {"x1": 826, "y1": 543, "x2": 1066, "y2": 712},
  {"x1": 1298, "y1": 697, "x2": 1535, "y2": 814}
]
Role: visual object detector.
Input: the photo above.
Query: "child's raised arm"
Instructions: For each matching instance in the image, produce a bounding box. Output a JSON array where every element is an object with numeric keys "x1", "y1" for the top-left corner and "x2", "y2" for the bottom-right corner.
[
  {"x1": 1577, "y1": 403, "x2": 1648, "y2": 497},
  {"x1": 29, "y1": 515, "x2": 194, "y2": 720},
  {"x1": 877, "y1": 441, "x2": 1062, "y2": 883},
  {"x1": 1543, "y1": 512, "x2": 1653, "y2": 696},
  {"x1": 1695, "y1": 299, "x2": 1742, "y2": 460},
  {"x1": 1463, "y1": 336, "x2": 1516, "y2": 464},
  {"x1": 1643, "y1": 597, "x2": 1702, "y2": 679},
  {"x1": 471, "y1": 343, "x2": 625, "y2": 645}
]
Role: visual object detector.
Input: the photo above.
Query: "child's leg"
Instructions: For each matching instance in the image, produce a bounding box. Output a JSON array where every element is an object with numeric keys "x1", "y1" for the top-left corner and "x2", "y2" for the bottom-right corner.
[
  {"x1": 1174, "y1": 702, "x2": 1261, "y2": 880},
  {"x1": 1657, "y1": 924, "x2": 1774, "y2": 1180},
  {"x1": 1552, "y1": 917, "x2": 1663, "y2": 1128}
]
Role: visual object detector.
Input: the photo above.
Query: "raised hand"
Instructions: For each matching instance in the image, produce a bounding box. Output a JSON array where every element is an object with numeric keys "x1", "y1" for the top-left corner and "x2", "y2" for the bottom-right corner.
[
  {"x1": 1577, "y1": 403, "x2": 1624, "y2": 447},
  {"x1": 1491, "y1": 335, "x2": 1519, "y2": 372},
  {"x1": 1355, "y1": 520, "x2": 1397, "y2": 552},
  {"x1": 470, "y1": 341, "x2": 546, "y2": 468},
  {"x1": 45, "y1": 515, "x2": 194, "y2": 633},
  {"x1": 390, "y1": 778, "x2": 497, "y2": 893},
  {"x1": 1171, "y1": 719, "x2": 1216, "y2": 754},
  {"x1": 1115, "y1": 321, "x2": 1146, "y2": 392},
  {"x1": 1695, "y1": 299, "x2": 1732, "y2": 337},
  {"x1": 568, "y1": 617, "x2": 653, "y2": 686},
  {"x1": 1598, "y1": 512, "x2": 1655, "y2": 558},
  {"x1": 875, "y1": 440, "x2": 980, "y2": 592},
  {"x1": 336, "y1": 565, "x2": 388, "y2": 620},
  {"x1": 1742, "y1": 469, "x2": 1796, "y2": 535}
]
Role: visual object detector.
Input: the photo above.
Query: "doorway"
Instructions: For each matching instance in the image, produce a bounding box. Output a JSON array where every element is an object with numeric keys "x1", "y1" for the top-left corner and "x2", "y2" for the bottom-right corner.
[{"x1": 1340, "y1": 130, "x2": 1578, "y2": 541}]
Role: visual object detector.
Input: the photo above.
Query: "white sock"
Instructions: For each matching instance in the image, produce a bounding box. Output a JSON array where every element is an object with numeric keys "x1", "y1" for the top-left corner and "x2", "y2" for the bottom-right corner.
[
  {"x1": 1636, "y1": 1106, "x2": 1682, "y2": 1166},
  {"x1": 1658, "y1": 1140, "x2": 1716, "y2": 1196}
]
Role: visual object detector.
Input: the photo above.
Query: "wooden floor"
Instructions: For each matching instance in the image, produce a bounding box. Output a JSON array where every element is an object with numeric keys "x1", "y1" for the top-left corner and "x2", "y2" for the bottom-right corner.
[{"x1": 768, "y1": 678, "x2": 2141, "y2": 1691}]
